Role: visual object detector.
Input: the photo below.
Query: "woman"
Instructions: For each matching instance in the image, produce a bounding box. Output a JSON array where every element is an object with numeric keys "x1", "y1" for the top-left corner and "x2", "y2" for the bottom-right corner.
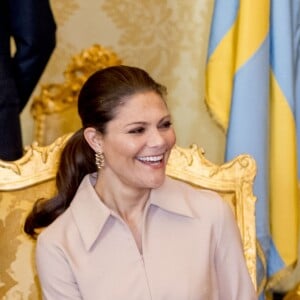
[{"x1": 25, "y1": 65, "x2": 257, "y2": 299}]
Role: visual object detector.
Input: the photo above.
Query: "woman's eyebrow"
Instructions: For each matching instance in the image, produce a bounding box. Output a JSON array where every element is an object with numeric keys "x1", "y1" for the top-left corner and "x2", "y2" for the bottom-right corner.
[{"x1": 125, "y1": 121, "x2": 147, "y2": 127}]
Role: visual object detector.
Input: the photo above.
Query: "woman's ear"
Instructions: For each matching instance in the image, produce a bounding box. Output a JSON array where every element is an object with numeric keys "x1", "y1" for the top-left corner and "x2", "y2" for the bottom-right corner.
[{"x1": 83, "y1": 127, "x2": 103, "y2": 152}]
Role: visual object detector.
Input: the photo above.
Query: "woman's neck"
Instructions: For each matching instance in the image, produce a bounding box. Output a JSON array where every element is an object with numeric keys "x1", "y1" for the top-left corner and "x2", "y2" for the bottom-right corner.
[
  {"x1": 94, "y1": 173, "x2": 150, "y2": 221},
  {"x1": 94, "y1": 174, "x2": 149, "y2": 254}
]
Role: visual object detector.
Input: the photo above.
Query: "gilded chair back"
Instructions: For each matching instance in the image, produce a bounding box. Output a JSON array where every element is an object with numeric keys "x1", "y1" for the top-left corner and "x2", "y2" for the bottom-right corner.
[
  {"x1": 284, "y1": 285, "x2": 300, "y2": 299},
  {"x1": 0, "y1": 134, "x2": 257, "y2": 299},
  {"x1": 31, "y1": 44, "x2": 122, "y2": 146},
  {"x1": 166, "y1": 144, "x2": 257, "y2": 290},
  {"x1": 0, "y1": 134, "x2": 71, "y2": 299}
]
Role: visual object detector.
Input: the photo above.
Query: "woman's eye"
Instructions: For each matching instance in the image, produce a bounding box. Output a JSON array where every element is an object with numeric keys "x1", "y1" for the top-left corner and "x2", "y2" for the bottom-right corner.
[
  {"x1": 128, "y1": 127, "x2": 145, "y2": 134},
  {"x1": 160, "y1": 121, "x2": 172, "y2": 129}
]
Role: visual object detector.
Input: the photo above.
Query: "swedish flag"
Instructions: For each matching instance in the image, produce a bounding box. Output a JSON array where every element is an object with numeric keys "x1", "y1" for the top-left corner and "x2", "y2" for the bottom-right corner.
[{"x1": 206, "y1": 0, "x2": 299, "y2": 297}]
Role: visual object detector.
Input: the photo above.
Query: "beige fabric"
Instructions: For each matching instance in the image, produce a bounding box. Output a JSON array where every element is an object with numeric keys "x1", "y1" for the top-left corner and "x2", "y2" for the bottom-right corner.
[{"x1": 36, "y1": 175, "x2": 257, "y2": 300}]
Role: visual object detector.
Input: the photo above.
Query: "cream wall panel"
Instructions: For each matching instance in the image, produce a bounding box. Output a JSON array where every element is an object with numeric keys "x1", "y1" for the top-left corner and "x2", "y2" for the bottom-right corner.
[{"x1": 21, "y1": 0, "x2": 225, "y2": 163}]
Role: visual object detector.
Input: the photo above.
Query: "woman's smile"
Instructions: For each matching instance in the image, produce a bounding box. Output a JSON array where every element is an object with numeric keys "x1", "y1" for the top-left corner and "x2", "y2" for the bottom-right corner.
[
  {"x1": 136, "y1": 153, "x2": 165, "y2": 168},
  {"x1": 96, "y1": 91, "x2": 176, "y2": 190}
]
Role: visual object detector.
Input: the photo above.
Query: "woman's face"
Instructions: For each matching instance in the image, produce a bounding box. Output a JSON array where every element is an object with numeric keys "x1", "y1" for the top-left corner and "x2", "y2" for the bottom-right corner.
[{"x1": 99, "y1": 91, "x2": 176, "y2": 190}]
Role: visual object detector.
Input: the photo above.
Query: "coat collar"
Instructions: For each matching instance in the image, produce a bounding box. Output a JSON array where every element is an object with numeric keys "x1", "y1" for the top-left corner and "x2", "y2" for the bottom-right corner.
[
  {"x1": 70, "y1": 174, "x2": 111, "y2": 251},
  {"x1": 149, "y1": 176, "x2": 195, "y2": 218},
  {"x1": 70, "y1": 174, "x2": 195, "y2": 251}
]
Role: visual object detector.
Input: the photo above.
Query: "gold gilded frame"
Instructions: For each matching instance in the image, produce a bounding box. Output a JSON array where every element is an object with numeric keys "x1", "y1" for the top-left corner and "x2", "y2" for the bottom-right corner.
[
  {"x1": 0, "y1": 134, "x2": 72, "y2": 299},
  {"x1": 31, "y1": 44, "x2": 122, "y2": 145},
  {"x1": 0, "y1": 134, "x2": 71, "y2": 191},
  {"x1": 284, "y1": 285, "x2": 300, "y2": 299},
  {"x1": 166, "y1": 144, "x2": 257, "y2": 290}
]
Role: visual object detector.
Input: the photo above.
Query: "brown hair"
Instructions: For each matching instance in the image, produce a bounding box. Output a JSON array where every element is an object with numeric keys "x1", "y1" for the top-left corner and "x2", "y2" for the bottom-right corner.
[{"x1": 24, "y1": 65, "x2": 167, "y2": 237}]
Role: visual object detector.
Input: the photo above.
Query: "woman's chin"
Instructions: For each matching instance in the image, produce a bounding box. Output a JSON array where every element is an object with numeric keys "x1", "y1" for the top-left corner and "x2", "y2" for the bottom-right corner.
[{"x1": 147, "y1": 174, "x2": 166, "y2": 189}]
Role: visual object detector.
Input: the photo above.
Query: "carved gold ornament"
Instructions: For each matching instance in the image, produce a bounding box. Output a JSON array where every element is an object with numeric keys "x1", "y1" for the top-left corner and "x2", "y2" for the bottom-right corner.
[{"x1": 31, "y1": 44, "x2": 122, "y2": 145}]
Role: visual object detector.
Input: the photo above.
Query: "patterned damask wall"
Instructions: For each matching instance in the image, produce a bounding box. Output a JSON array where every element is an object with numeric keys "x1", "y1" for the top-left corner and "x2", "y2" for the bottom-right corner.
[{"x1": 21, "y1": 0, "x2": 225, "y2": 163}]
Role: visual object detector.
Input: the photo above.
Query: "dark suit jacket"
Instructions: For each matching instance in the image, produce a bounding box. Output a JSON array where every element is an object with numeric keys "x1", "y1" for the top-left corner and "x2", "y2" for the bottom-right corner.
[{"x1": 0, "y1": 0, "x2": 56, "y2": 160}]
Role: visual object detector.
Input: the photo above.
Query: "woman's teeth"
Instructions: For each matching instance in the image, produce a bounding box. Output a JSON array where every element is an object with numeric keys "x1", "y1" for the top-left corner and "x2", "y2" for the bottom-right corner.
[{"x1": 137, "y1": 155, "x2": 163, "y2": 163}]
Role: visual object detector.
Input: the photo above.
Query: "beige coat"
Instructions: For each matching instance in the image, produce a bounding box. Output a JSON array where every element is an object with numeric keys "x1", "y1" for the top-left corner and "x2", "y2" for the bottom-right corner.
[{"x1": 36, "y1": 174, "x2": 257, "y2": 300}]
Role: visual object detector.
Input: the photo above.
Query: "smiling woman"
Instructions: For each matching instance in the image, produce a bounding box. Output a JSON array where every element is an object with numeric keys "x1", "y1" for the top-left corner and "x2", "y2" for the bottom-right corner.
[
  {"x1": 83, "y1": 90, "x2": 176, "y2": 193},
  {"x1": 23, "y1": 65, "x2": 256, "y2": 300}
]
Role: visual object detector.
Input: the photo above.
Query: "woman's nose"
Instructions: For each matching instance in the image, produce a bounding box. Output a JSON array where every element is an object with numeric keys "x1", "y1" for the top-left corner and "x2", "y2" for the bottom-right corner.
[{"x1": 147, "y1": 129, "x2": 165, "y2": 147}]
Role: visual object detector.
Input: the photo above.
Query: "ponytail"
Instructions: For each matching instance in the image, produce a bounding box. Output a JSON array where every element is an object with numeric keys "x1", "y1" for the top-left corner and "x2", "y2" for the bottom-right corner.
[
  {"x1": 24, "y1": 130, "x2": 97, "y2": 238},
  {"x1": 25, "y1": 65, "x2": 167, "y2": 238}
]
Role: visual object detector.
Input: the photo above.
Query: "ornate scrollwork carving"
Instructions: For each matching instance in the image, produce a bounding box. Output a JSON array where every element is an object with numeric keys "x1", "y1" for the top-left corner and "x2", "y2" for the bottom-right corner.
[
  {"x1": 31, "y1": 44, "x2": 122, "y2": 145},
  {"x1": 31, "y1": 44, "x2": 121, "y2": 116},
  {"x1": 0, "y1": 134, "x2": 72, "y2": 190},
  {"x1": 166, "y1": 144, "x2": 257, "y2": 290}
]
